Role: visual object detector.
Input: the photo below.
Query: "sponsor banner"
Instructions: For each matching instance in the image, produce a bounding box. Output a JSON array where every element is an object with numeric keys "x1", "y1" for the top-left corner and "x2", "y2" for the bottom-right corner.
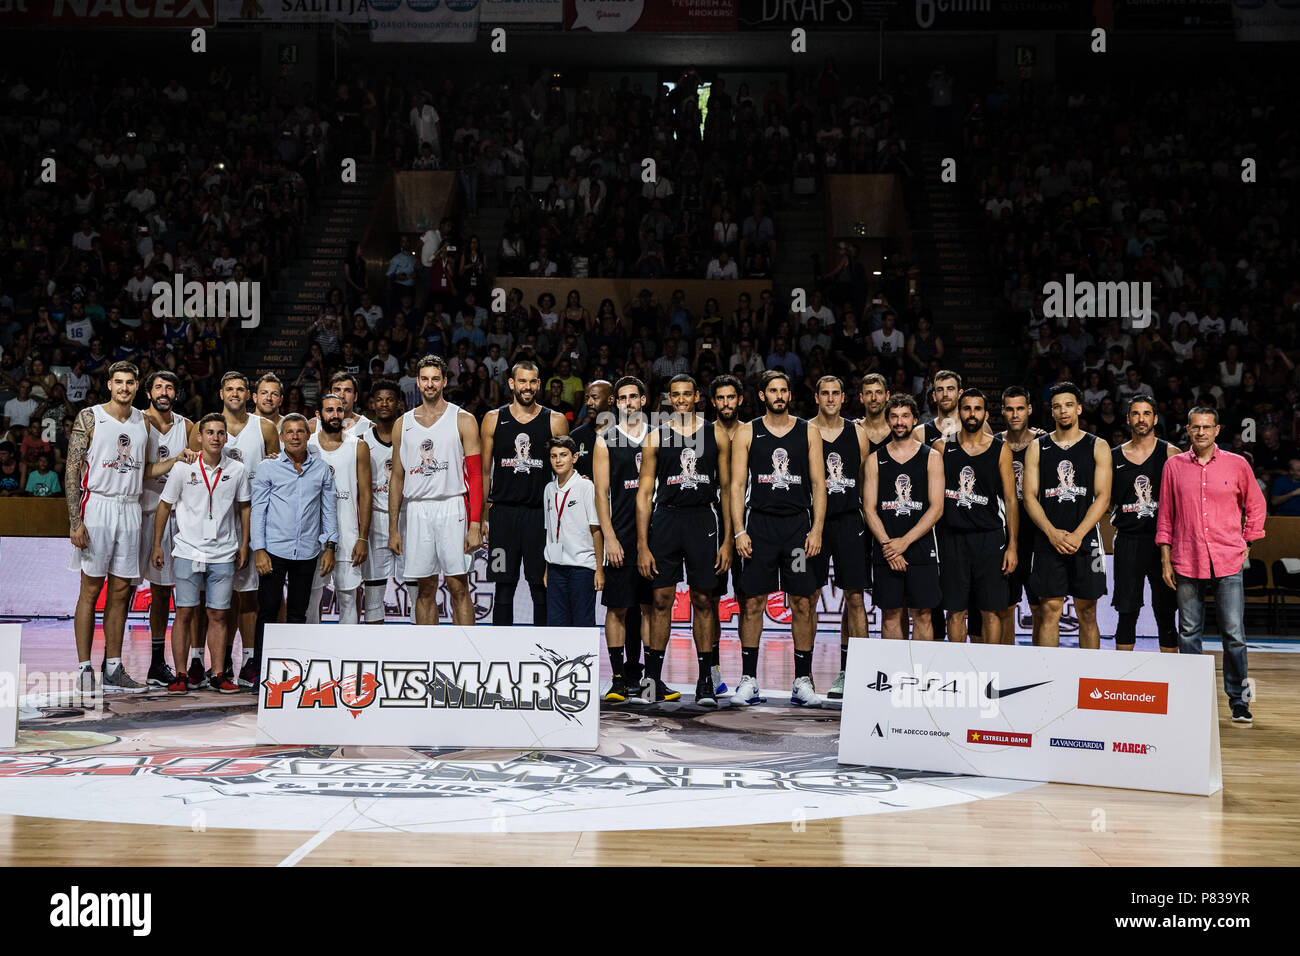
[
  {"x1": 738, "y1": 0, "x2": 900, "y2": 29},
  {"x1": 0, "y1": 625, "x2": 17, "y2": 748},
  {"x1": 255, "y1": 624, "x2": 600, "y2": 749},
  {"x1": 1234, "y1": 0, "x2": 1300, "y2": 41},
  {"x1": 482, "y1": 0, "x2": 563, "y2": 21},
  {"x1": 565, "y1": 0, "x2": 737, "y2": 32},
  {"x1": 839, "y1": 640, "x2": 1222, "y2": 795},
  {"x1": 0, "y1": 0, "x2": 216, "y2": 29},
  {"x1": 738, "y1": 0, "x2": 1088, "y2": 31},
  {"x1": 1116, "y1": 0, "x2": 1233, "y2": 30},
  {"x1": 216, "y1": 0, "x2": 481, "y2": 42},
  {"x1": 0, "y1": 539, "x2": 1161, "y2": 641}
]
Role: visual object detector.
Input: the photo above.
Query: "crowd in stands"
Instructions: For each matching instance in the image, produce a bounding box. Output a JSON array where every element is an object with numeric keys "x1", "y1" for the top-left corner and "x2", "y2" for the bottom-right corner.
[
  {"x1": 967, "y1": 69, "x2": 1300, "y2": 511},
  {"x1": 0, "y1": 59, "x2": 335, "y2": 496},
  {"x1": 5, "y1": 57, "x2": 1297, "y2": 517}
]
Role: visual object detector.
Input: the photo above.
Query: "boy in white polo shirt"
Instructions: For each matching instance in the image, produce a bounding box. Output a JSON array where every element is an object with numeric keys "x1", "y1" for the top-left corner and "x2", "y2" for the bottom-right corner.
[
  {"x1": 543, "y1": 436, "x2": 603, "y2": 626},
  {"x1": 153, "y1": 412, "x2": 252, "y2": 695}
]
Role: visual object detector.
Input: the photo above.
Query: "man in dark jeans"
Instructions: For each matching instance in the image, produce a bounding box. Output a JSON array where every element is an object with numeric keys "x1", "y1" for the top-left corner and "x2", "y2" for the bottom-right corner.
[{"x1": 251, "y1": 413, "x2": 338, "y2": 674}]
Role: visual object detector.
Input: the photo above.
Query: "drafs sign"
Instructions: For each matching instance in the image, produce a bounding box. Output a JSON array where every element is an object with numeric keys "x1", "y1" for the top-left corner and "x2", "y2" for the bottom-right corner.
[
  {"x1": 255, "y1": 624, "x2": 600, "y2": 749},
  {"x1": 838, "y1": 640, "x2": 1221, "y2": 796}
]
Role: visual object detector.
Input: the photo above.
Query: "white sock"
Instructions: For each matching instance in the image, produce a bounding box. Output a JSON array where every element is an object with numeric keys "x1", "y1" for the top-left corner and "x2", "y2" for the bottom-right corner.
[
  {"x1": 242, "y1": 647, "x2": 254, "y2": 664},
  {"x1": 106, "y1": 657, "x2": 122, "y2": 672},
  {"x1": 363, "y1": 584, "x2": 386, "y2": 623},
  {"x1": 189, "y1": 648, "x2": 203, "y2": 662},
  {"x1": 78, "y1": 660, "x2": 92, "y2": 671},
  {"x1": 336, "y1": 589, "x2": 359, "y2": 625},
  {"x1": 307, "y1": 585, "x2": 325, "y2": 624}
]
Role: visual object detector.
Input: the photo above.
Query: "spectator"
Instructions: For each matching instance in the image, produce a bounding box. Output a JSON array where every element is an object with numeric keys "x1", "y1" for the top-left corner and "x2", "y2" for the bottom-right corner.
[
  {"x1": 3, "y1": 381, "x2": 38, "y2": 432},
  {"x1": 1270, "y1": 457, "x2": 1300, "y2": 516}
]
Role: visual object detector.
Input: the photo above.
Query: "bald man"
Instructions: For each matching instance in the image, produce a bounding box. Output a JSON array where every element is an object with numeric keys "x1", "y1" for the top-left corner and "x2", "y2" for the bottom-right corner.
[{"x1": 571, "y1": 380, "x2": 613, "y2": 480}]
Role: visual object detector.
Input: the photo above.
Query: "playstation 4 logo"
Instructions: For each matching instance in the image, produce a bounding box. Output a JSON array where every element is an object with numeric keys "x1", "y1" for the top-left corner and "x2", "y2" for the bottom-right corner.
[{"x1": 867, "y1": 671, "x2": 892, "y2": 691}]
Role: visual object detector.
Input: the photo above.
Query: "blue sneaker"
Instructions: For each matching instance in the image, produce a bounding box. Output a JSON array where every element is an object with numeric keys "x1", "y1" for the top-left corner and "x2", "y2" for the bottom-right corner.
[{"x1": 729, "y1": 675, "x2": 761, "y2": 706}]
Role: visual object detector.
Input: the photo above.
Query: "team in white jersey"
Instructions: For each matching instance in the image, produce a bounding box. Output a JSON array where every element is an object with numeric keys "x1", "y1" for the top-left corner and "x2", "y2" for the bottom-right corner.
[
  {"x1": 360, "y1": 380, "x2": 407, "y2": 623},
  {"x1": 306, "y1": 393, "x2": 373, "y2": 625},
  {"x1": 387, "y1": 355, "x2": 483, "y2": 626}
]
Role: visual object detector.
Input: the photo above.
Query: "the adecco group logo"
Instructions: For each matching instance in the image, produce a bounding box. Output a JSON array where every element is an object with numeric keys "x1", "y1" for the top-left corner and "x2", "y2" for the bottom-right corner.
[
  {"x1": 1077, "y1": 678, "x2": 1169, "y2": 715},
  {"x1": 151, "y1": 275, "x2": 260, "y2": 329}
]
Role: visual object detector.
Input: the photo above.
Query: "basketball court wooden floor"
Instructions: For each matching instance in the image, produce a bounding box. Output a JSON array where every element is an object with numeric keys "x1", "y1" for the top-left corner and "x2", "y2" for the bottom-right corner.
[{"x1": 3, "y1": 622, "x2": 1298, "y2": 867}]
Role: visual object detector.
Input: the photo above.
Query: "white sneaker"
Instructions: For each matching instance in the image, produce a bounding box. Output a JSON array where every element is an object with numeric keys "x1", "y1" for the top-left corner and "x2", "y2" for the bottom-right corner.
[
  {"x1": 711, "y1": 665, "x2": 728, "y2": 696},
  {"x1": 791, "y1": 675, "x2": 820, "y2": 707},
  {"x1": 76, "y1": 668, "x2": 98, "y2": 698},
  {"x1": 730, "y1": 675, "x2": 761, "y2": 706}
]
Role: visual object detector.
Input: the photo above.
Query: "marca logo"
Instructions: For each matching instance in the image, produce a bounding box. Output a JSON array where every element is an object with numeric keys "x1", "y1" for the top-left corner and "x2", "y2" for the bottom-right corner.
[
  {"x1": 1112, "y1": 741, "x2": 1158, "y2": 756},
  {"x1": 1050, "y1": 737, "x2": 1104, "y2": 751},
  {"x1": 1077, "y1": 678, "x2": 1169, "y2": 715},
  {"x1": 966, "y1": 729, "x2": 1032, "y2": 747}
]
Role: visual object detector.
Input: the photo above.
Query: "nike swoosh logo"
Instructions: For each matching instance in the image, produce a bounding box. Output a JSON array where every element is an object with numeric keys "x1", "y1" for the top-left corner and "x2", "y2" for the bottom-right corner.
[{"x1": 984, "y1": 679, "x2": 1051, "y2": 699}]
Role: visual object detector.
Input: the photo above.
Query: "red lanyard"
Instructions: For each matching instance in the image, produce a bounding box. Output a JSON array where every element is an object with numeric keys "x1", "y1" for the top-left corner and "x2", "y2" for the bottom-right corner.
[
  {"x1": 198, "y1": 458, "x2": 222, "y2": 519},
  {"x1": 553, "y1": 486, "x2": 572, "y2": 542}
]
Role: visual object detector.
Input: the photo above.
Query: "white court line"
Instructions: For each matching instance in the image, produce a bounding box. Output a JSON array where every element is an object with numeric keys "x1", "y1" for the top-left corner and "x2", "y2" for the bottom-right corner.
[{"x1": 277, "y1": 798, "x2": 377, "y2": 867}]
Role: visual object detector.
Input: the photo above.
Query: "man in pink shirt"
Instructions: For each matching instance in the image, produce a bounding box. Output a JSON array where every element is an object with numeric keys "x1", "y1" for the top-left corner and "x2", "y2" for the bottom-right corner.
[{"x1": 1157, "y1": 407, "x2": 1266, "y2": 724}]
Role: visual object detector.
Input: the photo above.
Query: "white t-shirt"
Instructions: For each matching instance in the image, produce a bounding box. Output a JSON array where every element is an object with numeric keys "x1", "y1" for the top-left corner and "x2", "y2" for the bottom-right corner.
[
  {"x1": 160, "y1": 456, "x2": 252, "y2": 564},
  {"x1": 410, "y1": 104, "x2": 440, "y2": 148},
  {"x1": 543, "y1": 473, "x2": 599, "y2": 570},
  {"x1": 355, "y1": 304, "x2": 384, "y2": 330},
  {"x1": 420, "y1": 229, "x2": 442, "y2": 268},
  {"x1": 872, "y1": 328, "x2": 905, "y2": 356},
  {"x1": 3, "y1": 397, "x2": 38, "y2": 428}
]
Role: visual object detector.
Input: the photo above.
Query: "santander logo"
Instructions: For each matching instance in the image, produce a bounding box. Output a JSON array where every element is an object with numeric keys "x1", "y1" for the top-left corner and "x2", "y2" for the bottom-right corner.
[{"x1": 1078, "y1": 678, "x2": 1169, "y2": 715}]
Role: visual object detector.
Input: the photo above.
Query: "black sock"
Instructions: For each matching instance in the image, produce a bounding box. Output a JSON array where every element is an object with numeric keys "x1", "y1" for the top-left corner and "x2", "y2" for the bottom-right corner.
[
  {"x1": 151, "y1": 637, "x2": 165, "y2": 667},
  {"x1": 697, "y1": 651, "x2": 710, "y2": 680},
  {"x1": 710, "y1": 644, "x2": 720, "y2": 669},
  {"x1": 529, "y1": 582, "x2": 547, "y2": 627},
  {"x1": 492, "y1": 581, "x2": 517, "y2": 626},
  {"x1": 645, "y1": 649, "x2": 664, "y2": 681},
  {"x1": 841, "y1": 643, "x2": 850, "y2": 670},
  {"x1": 625, "y1": 607, "x2": 643, "y2": 670},
  {"x1": 741, "y1": 646, "x2": 758, "y2": 678},
  {"x1": 607, "y1": 645, "x2": 624, "y2": 678},
  {"x1": 794, "y1": 649, "x2": 813, "y2": 679},
  {"x1": 1115, "y1": 610, "x2": 1138, "y2": 647}
]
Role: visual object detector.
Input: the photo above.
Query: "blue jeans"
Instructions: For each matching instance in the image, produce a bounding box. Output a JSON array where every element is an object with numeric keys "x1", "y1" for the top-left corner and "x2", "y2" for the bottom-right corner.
[
  {"x1": 1175, "y1": 569, "x2": 1249, "y2": 708},
  {"x1": 546, "y1": 564, "x2": 596, "y2": 627}
]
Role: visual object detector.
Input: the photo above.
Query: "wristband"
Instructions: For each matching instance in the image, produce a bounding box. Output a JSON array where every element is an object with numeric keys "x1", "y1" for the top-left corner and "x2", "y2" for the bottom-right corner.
[{"x1": 734, "y1": 530, "x2": 747, "y2": 540}]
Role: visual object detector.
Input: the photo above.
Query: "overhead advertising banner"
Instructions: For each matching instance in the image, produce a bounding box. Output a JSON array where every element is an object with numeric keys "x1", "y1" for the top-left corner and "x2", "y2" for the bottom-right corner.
[
  {"x1": 482, "y1": 0, "x2": 563, "y2": 22},
  {"x1": 738, "y1": 0, "x2": 1086, "y2": 30},
  {"x1": 1234, "y1": 0, "x2": 1300, "y2": 41},
  {"x1": 256, "y1": 624, "x2": 601, "y2": 749},
  {"x1": 0, "y1": 0, "x2": 216, "y2": 28},
  {"x1": 565, "y1": 0, "x2": 737, "y2": 32},
  {"x1": 838, "y1": 640, "x2": 1222, "y2": 796},
  {"x1": 217, "y1": 0, "x2": 480, "y2": 41}
]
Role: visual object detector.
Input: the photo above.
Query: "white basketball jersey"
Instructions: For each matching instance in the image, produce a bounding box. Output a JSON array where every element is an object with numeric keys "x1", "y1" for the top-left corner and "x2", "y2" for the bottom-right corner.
[
  {"x1": 367, "y1": 425, "x2": 395, "y2": 512},
  {"x1": 142, "y1": 414, "x2": 190, "y2": 512},
  {"x1": 345, "y1": 415, "x2": 373, "y2": 440},
  {"x1": 399, "y1": 404, "x2": 465, "y2": 501},
  {"x1": 81, "y1": 404, "x2": 147, "y2": 499},
  {"x1": 307, "y1": 433, "x2": 360, "y2": 547},
  {"x1": 223, "y1": 414, "x2": 267, "y2": 477},
  {"x1": 64, "y1": 372, "x2": 91, "y2": 404}
]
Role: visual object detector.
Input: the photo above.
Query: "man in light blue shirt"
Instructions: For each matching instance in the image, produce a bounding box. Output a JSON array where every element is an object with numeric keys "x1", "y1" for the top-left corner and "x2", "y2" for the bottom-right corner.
[
  {"x1": 251, "y1": 413, "x2": 338, "y2": 672},
  {"x1": 385, "y1": 237, "x2": 417, "y2": 314}
]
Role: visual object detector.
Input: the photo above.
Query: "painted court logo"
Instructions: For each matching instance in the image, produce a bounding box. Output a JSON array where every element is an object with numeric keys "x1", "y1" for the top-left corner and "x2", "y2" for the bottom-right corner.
[{"x1": 1078, "y1": 678, "x2": 1169, "y2": 715}]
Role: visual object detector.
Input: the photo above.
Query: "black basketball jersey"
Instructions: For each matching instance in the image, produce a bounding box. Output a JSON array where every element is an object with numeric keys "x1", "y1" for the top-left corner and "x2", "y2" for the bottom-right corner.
[
  {"x1": 822, "y1": 422, "x2": 862, "y2": 517},
  {"x1": 1110, "y1": 439, "x2": 1172, "y2": 535},
  {"x1": 922, "y1": 421, "x2": 945, "y2": 446},
  {"x1": 747, "y1": 417, "x2": 812, "y2": 517},
  {"x1": 942, "y1": 436, "x2": 1006, "y2": 533},
  {"x1": 602, "y1": 424, "x2": 646, "y2": 540},
  {"x1": 571, "y1": 419, "x2": 598, "y2": 480},
  {"x1": 489, "y1": 404, "x2": 554, "y2": 506},
  {"x1": 874, "y1": 443, "x2": 937, "y2": 564},
  {"x1": 653, "y1": 418, "x2": 718, "y2": 510},
  {"x1": 1006, "y1": 437, "x2": 1037, "y2": 546},
  {"x1": 1036, "y1": 432, "x2": 1099, "y2": 533}
]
